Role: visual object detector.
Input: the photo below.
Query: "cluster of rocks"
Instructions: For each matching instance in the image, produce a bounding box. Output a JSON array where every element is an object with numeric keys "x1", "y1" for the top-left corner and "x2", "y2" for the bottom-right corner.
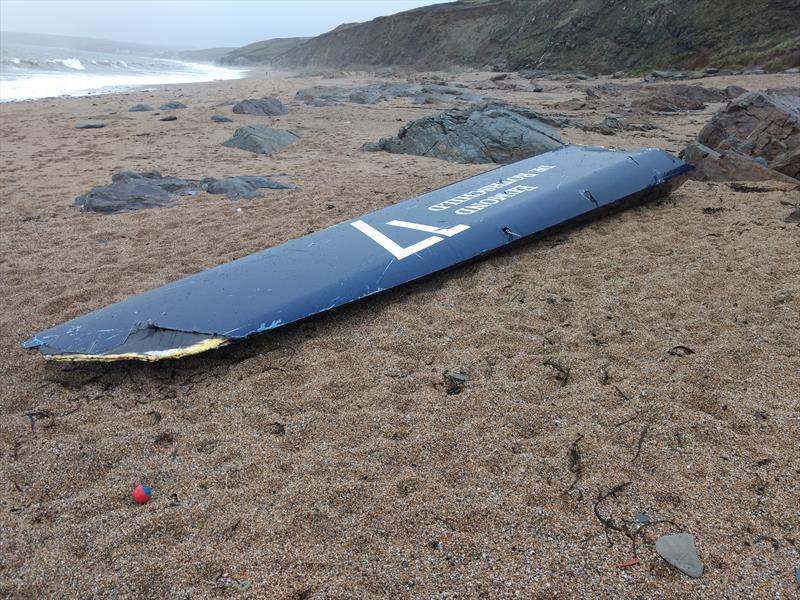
[
  {"x1": 681, "y1": 88, "x2": 799, "y2": 182},
  {"x1": 296, "y1": 83, "x2": 483, "y2": 107},
  {"x1": 580, "y1": 115, "x2": 658, "y2": 135},
  {"x1": 642, "y1": 66, "x2": 799, "y2": 82},
  {"x1": 75, "y1": 171, "x2": 293, "y2": 214},
  {"x1": 362, "y1": 102, "x2": 563, "y2": 164},
  {"x1": 633, "y1": 84, "x2": 746, "y2": 113},
  {"x1": 471, "y1": 73, "x2": 544, "y2": 92},
  {"x1": 128, "y1": 101, "x2": 186, "y2": 113}
]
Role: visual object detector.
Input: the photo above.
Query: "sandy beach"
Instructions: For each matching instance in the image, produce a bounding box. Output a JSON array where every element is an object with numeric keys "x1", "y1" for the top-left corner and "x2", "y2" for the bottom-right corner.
[{"x1": 1, "y1": 70, "x2": 799, "y2": 597}]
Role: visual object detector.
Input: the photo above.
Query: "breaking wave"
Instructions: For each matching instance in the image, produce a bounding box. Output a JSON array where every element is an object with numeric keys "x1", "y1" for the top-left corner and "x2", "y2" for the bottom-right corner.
[{"x1": 0, "y1": 46, "x2": 246, "y2": 101}]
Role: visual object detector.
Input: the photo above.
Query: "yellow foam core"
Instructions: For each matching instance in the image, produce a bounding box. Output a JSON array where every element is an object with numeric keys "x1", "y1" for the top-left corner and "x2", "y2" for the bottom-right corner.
[{"x1": 43, "y1": 336, "x2": 229, "y2": 362}]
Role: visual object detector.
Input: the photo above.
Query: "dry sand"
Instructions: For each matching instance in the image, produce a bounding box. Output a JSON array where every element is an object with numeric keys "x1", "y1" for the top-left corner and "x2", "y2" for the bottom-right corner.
[{"x1": 1, "y1": 70, "x2": 799, "y2": 598}]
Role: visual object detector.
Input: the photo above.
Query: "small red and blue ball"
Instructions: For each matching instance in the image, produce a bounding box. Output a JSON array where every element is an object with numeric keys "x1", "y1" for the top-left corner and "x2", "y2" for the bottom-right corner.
[{"x1": 132, "y1": 484, "x2": 152, "y2": 505}]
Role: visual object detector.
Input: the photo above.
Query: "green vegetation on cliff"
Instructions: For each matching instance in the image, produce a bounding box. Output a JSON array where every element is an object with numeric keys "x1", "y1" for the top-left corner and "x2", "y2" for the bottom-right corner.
[{"x1": 237, "y1": 0, "x2": 800, "y2": 72}]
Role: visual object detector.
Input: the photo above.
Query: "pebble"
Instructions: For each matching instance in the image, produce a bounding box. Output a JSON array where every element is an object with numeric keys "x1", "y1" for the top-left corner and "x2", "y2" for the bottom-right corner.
[{"x1": 75, "y1": 121, "x2": 105, "y2": 129}]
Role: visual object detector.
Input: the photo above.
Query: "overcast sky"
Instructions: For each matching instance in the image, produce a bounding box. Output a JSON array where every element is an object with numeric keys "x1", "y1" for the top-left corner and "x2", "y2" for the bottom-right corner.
[{"x1": 0, "y1": 0, "x2": 449, "y2": 48}]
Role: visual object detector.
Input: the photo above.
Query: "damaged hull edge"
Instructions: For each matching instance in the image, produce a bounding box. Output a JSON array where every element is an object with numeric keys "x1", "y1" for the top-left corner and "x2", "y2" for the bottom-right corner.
[{"x1": 22, "y1": 145, "x2": 692, "y2": 362}]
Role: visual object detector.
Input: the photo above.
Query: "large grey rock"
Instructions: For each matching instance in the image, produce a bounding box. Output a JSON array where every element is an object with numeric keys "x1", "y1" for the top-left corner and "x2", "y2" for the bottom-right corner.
[
  {"x1": 75, "y1": 171, "x2": 292, "y2": 213},
  {"x1": 75, "y1": 121, "x2": 105, "y2": 129},
  {"x1": 362, "y1": 102, "x2": 563, "y2": 164},
  {"x1": 697, "y1": 89, "x2": 800, "y2": 180},
  {"x1": 111, "y1": 171, "x2": 198, "y2": 194},
  {"x1": 348, "y1": 89, "x2": 384, "y2": 104},
  {"x1": 222, "y1": 125, "x2": 300, "y2": 155},
  {"x1": 232, "y1": 97, "x2": 288, "y2": 116},
  {"x1": 206, "y1": 176, "x2": 292, "y2": 200},
  {"x1": 159, "y1": 101, "x2": 187, "y2": 110},
  {"x1": 75, "y1": 173, "x2": 174, "y2": 214},
  {"x1": 680, "y1": 141, "x2": 797, "y2": 183},
  {"x1": 655, "y1": 533, "x2": 704, "y2": 578},
  {"x1": 128, "y1": 103, "x2": 154, "y2": 112}
]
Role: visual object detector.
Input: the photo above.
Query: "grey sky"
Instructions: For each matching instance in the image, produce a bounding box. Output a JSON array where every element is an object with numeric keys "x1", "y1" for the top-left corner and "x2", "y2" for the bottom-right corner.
[{"x1": 0, "y1": 0, "x2": 449, "y2": 49}]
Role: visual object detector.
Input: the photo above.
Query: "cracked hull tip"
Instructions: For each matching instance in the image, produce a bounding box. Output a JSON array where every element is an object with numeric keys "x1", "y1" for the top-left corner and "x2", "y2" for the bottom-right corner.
[{"x1": 38, "y1": 336, "x2": 229, "y2": 363}]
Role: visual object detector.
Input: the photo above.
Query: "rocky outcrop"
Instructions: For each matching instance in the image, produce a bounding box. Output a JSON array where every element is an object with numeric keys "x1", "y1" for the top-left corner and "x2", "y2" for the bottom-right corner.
[
  {"x1": 232, "y1": 97, "x2": 288, "y2": 116},
  {"x1": 697, "y1": 89, "x2": 800, "y2": 179},
  {"x1": 633, "y1": 84, "x2": 731, "y2": 113},
  {"x1": 362, "y1": 102, "x2": 563, "y2": 164},
  {"x1": 75, "y1": 171, "x2": 292, "y2": 214},
  {"x1": 296, "y1": 83, "x2": 482, "y2": 106},
  {"x1": 680, "y1": 142, "x2": 797, "y2": 183},
  {"x1": 264, "y1": 0, "x2": 799, "y2": 73},
  {"x1": 222, "y1": 126, "x2": 301, "y2": 155}
]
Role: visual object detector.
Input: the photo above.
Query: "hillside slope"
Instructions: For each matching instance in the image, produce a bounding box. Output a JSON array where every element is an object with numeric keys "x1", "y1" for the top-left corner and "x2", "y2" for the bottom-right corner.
[
  {"x1": 218, "y1": 37, "x2": 311, "y2": 65},
  {"x1": 268, "y1": 0, "x2": 800, "y2": 72}
]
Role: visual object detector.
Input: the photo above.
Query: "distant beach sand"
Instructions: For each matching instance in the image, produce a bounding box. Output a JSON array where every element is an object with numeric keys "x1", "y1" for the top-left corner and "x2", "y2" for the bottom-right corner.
[{"x1": 1, "y1": 70, "x2": 798, "y2": 597}]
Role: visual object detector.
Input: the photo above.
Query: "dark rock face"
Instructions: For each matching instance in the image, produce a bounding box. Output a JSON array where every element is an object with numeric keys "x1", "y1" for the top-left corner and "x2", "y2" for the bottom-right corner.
[
  {"x1": 232, "y1": 97, "x2": 288, "y2": 116},
  {"x1": 211, "y1": 114, "x2": 233, "y2": 122},
  {"x1": 75, "y1": 121, "x2": 105, "y2": 129},
  {"x1": 222, "y1": 125, "x2": 301, "y2": 155},
  {"x1": 362, "y1": 102, "x2": 563, "y2": 164},
  {"x1": 679, "y1": 141, "x2": 797, "y2": 183},
  {"x1": 296, "y1": 83, "x2": 481, "y2": 106},
  {"x1": 697, "y1": 89, "x2": 800, "y2": 179},
  {"x1": 128, "y1": 104, "x2": 154, "y2": 112},
  {"x1": 159, "y1": 101, "x2": 187, "y2": 110},
  {"x1": 75, "y1": 171, "x2": 292, "y2": 214}
]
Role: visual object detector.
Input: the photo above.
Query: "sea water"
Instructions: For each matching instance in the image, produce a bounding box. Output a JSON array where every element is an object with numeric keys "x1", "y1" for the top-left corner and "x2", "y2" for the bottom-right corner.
[{"x1": 0, "y1": 42, "x2": 245, "y2": 102}]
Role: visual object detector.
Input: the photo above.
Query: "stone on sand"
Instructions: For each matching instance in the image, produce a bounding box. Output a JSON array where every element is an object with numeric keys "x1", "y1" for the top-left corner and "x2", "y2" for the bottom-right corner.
[
  {"x1": 128, "y1": 103, "x2": 154, "y2": 112},
  {"x1": 697, "y1": 89, "x2": 800, "y2": 180},
  {"x1": 206, "y1": 176, "x2": 292, "y2": 200},
  {"x1": 75, "y1": 172, "x2": 175, "y2": 214},
  {"x1": 362, "y1": 102, "x2": 563, "y2": 164},
  {"x1": 232, "y1": 97, "x2": 288, "y2": 116},
  {"x1": 222, "y1": 125, "x2": 300, "y2": 155},
  {"x1": 655, "y1": 533, "x2": 704, "y2": 578},
  {"x1": 75, "y1": 171, "x2": 292, "y2": 213},
  {"x1": 159, "y1": 115, "x2": 177, "y2": 122},
  {"x1": 211, "y1": 114, "x2": 233, "y2": 123},
  {"x1": 74, "y1": 121, "x2": 105, "y2": 129},
  {"x1": 159, "y1": 101, "x2": 187, "y2": 110}
]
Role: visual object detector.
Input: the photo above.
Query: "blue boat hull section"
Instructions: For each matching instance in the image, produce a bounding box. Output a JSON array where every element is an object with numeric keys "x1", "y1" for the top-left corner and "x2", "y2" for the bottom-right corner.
[{"x1": 23, "y1": 145, "x2": 691, "y2": 361}]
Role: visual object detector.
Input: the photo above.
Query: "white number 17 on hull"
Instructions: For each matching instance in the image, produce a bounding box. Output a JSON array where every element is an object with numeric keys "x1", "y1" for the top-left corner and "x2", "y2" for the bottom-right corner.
[{"x1": 351, "y1": 219, "x2": 470, "y2": 260}]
